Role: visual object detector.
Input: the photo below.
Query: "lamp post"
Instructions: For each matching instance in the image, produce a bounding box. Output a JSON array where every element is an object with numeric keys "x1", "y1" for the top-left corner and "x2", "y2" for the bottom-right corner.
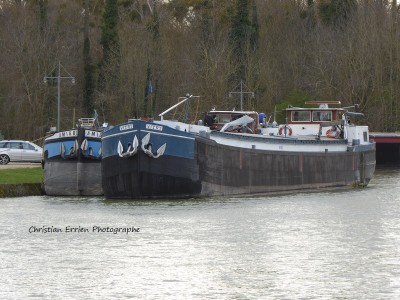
[
  {"x1": 229, "y1": 80, "x2": 255, "y2": 111},
  {"x1": 43, "y1": 61, "x2": 75, "y2": 131}
]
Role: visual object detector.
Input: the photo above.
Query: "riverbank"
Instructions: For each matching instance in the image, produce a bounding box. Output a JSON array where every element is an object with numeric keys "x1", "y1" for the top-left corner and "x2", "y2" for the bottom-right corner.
[
  {"x1": 0, "y1": 164, "x2": 43, "y2": 197},
  {"x1": 0, "y1": 183, "x2": 43, "y2": 197}
]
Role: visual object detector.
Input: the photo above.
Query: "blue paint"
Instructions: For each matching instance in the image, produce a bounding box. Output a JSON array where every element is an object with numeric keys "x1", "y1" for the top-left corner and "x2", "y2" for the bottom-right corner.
[
  {"x1": 102, "y1": 120, "x2": 196, "y2": 160},
  {"x1": 45, "y1": 140, "x2": 75, "y2": 158}
]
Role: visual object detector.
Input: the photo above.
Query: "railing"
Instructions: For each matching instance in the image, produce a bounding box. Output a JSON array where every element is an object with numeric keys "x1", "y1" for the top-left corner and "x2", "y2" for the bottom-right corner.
[{"x1": 79, "y1": 118, "x2": 96, "y2": 127}]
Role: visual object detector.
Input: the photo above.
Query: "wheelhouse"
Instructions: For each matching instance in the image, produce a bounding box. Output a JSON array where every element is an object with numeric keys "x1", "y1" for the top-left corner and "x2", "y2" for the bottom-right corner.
[{"x1": 286, "y1": 101, "x2": 344, "y2": 125}]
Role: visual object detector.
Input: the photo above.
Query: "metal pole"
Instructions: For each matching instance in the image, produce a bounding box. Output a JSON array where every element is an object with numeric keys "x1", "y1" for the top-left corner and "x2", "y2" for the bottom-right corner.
[
  {"x1": 240, "y1": 80, "x2": 243, "y2": 111},
  {"x1": 229, "y1": 80, "x2": 254, "y2": 111},
  {"x1": 72, "y1": 107, "x2": 75, "y2": 128},
  {"x1": 159, "y1": 95, "x2": 199, "y2": 120},
  {"x1": 57, "y1": 61, "x2": 61, "y2": 131},
  {"x1": 43, "y1": 61, "x2": 75, "y2": 132}
]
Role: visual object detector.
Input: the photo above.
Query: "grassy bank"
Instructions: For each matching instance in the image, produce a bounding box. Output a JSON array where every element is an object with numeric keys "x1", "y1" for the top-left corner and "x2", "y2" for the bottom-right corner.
[{"x1": 0, "y1": 167, "x2": 43, "y2": 184}]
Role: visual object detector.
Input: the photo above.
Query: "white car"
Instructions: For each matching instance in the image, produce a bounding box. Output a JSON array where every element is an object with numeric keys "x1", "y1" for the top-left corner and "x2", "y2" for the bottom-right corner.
[{"x1": 0, "y1": 140, "x2": 43, "y2": 164}]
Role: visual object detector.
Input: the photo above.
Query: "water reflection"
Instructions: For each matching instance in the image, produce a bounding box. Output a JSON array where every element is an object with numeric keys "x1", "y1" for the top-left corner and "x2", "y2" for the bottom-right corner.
[{"x1": 0, "y1": 168, "x2": 400, "y2": 299}]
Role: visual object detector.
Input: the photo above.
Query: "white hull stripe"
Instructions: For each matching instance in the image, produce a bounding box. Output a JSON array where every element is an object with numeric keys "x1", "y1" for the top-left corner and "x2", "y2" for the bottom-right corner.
[
  {"x1": 103, "y1": 129, "x2": 194, "y2": 141},
  {"x1": 141, "y1": 130, "x2": 195, "y2": 141},
  {"x1": 102, "y1": 129, "x2": 138, "y2": 140}
]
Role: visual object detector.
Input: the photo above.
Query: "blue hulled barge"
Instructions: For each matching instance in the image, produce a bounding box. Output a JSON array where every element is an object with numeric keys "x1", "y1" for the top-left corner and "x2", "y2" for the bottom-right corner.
[
  {"x1": 101, "y1": 97, "x2": 376, "y2": 199},
  {"x1": 43, "y1": 118, "x2": 104, "y2": 196}
]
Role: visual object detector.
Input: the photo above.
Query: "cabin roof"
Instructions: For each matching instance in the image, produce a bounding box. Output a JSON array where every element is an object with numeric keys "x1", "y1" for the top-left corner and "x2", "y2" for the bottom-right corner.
[
  {"x1": 208, "y1": 110, "x2": 258, "y2": 114},
  {"x1": 285, "y1": 101, "x2": 344, "y2": 112},
  {"x1": 285, "y1": 107, "x2": 345, "y2": 111}
]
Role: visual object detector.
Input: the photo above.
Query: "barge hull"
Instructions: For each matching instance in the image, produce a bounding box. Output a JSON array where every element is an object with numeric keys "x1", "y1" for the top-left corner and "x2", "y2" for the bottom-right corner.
[
  {"x1": 102, "y1": 136, "x2": 376, "y2": 199},
  {"x1": 44, "y1": 159, "x2": 102, "y2": 196},
  {"x1": 102, "y1": 152, "x2": 201, "y2": 199}
]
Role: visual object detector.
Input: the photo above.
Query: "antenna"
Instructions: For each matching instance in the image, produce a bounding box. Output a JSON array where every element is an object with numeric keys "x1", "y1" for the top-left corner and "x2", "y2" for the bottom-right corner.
[{"x1": 229, "y1": 80, "x2": 255, "y2": 111}]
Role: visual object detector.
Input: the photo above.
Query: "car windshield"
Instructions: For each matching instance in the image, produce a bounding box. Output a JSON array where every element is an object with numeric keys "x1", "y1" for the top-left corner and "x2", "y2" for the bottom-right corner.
[{"x1": 0, "y1": 142, "x2": 6, "y2": 148}]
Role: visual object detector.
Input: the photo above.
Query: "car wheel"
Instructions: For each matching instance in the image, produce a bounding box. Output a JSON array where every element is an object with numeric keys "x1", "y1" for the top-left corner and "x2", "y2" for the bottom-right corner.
[{"x1": 0, "y1": 154, "x2": 10, "y2": 164}]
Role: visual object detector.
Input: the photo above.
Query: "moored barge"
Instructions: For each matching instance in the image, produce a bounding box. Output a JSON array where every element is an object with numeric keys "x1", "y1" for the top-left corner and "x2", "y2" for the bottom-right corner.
[{"x1": 101, "y1": 97, "x2": 376, "y2": 199}]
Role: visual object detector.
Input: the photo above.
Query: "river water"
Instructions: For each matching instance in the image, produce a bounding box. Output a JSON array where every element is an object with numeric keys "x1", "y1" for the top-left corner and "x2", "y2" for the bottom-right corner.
[{"x1": 1, "y1": 167, "x2": 400, "y2": 299}]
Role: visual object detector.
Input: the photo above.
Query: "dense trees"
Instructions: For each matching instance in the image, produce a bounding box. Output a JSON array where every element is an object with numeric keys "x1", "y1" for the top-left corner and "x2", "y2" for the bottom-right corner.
[{"x1": 0, "y1": 0, "x2": 399, "y2": 141}]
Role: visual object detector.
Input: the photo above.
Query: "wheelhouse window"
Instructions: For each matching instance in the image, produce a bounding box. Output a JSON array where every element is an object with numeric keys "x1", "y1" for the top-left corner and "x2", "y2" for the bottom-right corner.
[
  {"x1": 214, "y1": 114, "x2": 232, "y2": 124},
  {"x1": 214, "y1": 113, "x2": 247, "y2": 124},
  {"x1": 363, "y1": 131, "x2": 368, "y2": 142},
  {"x1": 312, "y1": 111, "x2": 332, "y2": 122},
  {"x1": 291, "y1": 111, "x2": 311, "y2": 122}
]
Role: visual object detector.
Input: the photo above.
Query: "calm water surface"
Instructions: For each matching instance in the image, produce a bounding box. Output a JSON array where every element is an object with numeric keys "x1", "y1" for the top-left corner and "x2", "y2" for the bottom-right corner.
[{"x1": 1, "y1": 167, "x2": 400, "y2": 299}]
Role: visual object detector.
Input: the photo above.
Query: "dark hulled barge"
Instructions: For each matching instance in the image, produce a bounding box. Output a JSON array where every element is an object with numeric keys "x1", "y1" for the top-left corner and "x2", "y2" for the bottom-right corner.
[{"x1": 101, "y1": 97, "x2": 376, "y2": 199}]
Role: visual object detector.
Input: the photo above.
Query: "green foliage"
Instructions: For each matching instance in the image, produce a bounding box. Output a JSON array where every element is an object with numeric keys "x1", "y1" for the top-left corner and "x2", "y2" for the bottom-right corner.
[
  {"x1": 230, "y1": 0, "x2": 252, "y2": 83},
  {"x1": 83, "y1": 0, "x2": 94, "y2": 116},
  {"x1": 101, "y1": 0, "x2": 120, "y2": 63},
  {"x1": 38, "y1": 0, "x2": 48, "y2": 33},
  {"x1": 98, "y1": 0, "x2": 120, "y2": 116},
  {"x1": 0, "y1": 168, "x2": 43, "y2": 184},
  {"x1": 83, "y1": 61, "x2": 95, "y2": 115},
  {"x1": 317, "y1": 0, "x2": 357, "y2": 28},
  {"x1": 230, "y1": 1, "x2": 250, "y2": 54},
  {"x1": 249, "y1": 1, "x2": 259, "y2": 51},
  {"x1": 143, "y1": 62, "x2": 151, "y2": 116},
  {"x1": 148, "y1": 3, "x2": 160, "y2": 39}
]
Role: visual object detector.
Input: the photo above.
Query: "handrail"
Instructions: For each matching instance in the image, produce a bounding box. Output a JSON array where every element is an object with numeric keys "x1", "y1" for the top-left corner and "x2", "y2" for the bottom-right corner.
[{"x1": 78, "y1": 118, "x2": 96, "y2": 127}]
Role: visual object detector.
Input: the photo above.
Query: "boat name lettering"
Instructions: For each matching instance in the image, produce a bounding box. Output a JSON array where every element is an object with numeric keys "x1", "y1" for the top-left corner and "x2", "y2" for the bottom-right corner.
[
  {"x1": 146, "y1": 124, "x2": 163, "y2": 131},
  {"x1": 85, "y1": 130, "x2": 101, "y2": 138},
  {"x1": 58, "y1": 130, "x2": 77, "y2": 138},
  {"x1": 119, "y1": 124, "x2": 134, "y2": 131}
]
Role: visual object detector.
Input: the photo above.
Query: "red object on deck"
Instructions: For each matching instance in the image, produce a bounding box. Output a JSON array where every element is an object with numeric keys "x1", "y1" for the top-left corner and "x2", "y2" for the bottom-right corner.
[{"x1": 370, "y1": 132, "x2": 400, "y2": 144}]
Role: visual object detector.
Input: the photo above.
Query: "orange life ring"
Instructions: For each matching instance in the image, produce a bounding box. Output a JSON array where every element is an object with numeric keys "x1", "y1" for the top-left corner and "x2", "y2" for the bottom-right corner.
[
  {"x1": 326, "y1": 129, "x2": 336, "y2": 138},
  {"x1": 279, "y1": 125, "x2": 292, "y2": 136}
]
